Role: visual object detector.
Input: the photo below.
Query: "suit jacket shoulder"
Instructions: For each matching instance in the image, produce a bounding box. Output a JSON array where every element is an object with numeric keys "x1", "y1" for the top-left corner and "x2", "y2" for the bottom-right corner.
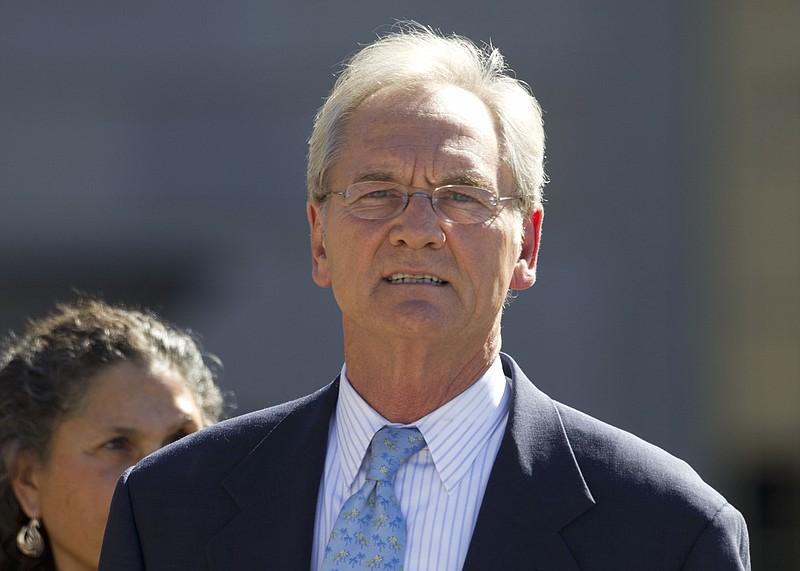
[
  {"x1": 463, "y1": 354, "x2": 750, "y2": 570},
  {"x1": 555, "y1": 400, "x2": 749, "y2": 567}
]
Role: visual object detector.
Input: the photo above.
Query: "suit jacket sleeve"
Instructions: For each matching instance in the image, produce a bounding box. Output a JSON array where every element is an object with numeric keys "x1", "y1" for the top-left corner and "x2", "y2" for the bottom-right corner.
[{"x1": 681, "y1": 502, "x2": 751, "y2": 570}]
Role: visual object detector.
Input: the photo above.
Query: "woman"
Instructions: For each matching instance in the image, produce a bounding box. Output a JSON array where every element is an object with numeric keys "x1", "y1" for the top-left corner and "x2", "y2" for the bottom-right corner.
[{"x1": 0, "y1": 299, "x2": 228, "y2": 570}]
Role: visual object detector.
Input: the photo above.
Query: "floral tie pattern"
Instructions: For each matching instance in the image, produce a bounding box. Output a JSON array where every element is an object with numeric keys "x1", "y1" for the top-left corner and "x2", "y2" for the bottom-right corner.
[{"x1": 321, "y1": 426, "x2": 427, "y2": 571}]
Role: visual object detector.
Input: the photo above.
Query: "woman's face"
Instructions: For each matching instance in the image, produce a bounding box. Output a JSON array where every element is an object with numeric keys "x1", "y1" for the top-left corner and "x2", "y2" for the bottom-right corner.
[{"x1": 13, "y1": 360, "x2": 204, "y2": 571}]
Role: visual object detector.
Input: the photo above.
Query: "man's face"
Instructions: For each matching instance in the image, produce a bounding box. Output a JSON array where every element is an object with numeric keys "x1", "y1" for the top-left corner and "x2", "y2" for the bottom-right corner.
[{"x1": 308, "y1": 84, "x2": 541, "y2": 347}]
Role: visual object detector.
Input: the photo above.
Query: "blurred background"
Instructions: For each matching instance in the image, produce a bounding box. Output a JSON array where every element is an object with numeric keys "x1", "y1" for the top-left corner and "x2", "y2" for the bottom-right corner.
[{"x1": 1, "y1": 1, "x2": 797, "y2": 567}]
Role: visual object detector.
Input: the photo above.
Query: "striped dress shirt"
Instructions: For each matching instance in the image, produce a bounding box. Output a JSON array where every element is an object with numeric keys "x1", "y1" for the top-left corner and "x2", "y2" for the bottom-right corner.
[{"x1": 311, "y1": 357, "x2": 511, "y2": 571}]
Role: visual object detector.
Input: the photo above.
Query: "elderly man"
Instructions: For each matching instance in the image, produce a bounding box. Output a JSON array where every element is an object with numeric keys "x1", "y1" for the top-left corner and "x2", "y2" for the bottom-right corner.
[{"x1": 99, "y1": 25, "x2": 750, "y2": 570}]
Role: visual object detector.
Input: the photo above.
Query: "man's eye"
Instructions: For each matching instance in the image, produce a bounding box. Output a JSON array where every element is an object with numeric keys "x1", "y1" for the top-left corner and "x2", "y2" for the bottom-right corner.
[
  {"x1": 450, "y1": 192, "x2": 477, "y2": 202},
  {"x1": 441, "y1": 189, "x2": 479, "y2": 203},
  {"x1": 362, "y1": 189, "x2": 391, "y2": 199}
]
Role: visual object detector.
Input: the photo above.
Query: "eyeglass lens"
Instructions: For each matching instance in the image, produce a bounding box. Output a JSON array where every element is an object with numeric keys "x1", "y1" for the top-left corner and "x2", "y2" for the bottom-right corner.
[{"x1": 341, "y1": 182, "x2": 500, "y2": 224}]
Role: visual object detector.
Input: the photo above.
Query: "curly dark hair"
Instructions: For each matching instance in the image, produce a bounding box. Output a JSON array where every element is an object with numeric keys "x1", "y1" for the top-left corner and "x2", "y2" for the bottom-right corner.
[{"x1": 0, "y1": 299, "x2": 227, "y2": 570}]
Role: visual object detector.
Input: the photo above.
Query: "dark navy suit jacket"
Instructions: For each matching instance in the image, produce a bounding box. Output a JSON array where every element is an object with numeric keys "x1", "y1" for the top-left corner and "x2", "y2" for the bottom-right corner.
[{"x1": 99, "y1": 354, "x2": 750, "y2": 570}]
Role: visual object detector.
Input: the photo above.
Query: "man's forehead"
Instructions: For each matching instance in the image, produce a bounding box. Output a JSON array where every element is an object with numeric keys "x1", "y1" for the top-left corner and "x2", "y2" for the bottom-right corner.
[{"x1": 336, "y1": 87, "x2": 501, "y2": 183}]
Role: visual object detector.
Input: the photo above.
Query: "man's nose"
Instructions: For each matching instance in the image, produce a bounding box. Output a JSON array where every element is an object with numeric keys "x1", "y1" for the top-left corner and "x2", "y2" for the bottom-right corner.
[{"x1": 389, "y1": 192, "x2": 446, "y2": 249}]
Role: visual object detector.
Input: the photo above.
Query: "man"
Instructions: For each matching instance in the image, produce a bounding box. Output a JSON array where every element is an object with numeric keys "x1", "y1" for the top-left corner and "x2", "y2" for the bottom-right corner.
[{"x1": 100, "y1": 25, "x2": 750, "y2": 570}]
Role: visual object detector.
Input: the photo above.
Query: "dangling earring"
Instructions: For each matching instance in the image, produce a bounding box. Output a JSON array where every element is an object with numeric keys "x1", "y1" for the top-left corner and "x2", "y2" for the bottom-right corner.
[{"x1": 16, "y1": 516, "x2": 45, "y2": 558}]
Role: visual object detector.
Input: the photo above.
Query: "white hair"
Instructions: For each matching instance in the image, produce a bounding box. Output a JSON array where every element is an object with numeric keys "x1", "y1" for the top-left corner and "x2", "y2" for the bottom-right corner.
[{"x1": 306, "y1": 22, "x2": 547, "y2": 214}]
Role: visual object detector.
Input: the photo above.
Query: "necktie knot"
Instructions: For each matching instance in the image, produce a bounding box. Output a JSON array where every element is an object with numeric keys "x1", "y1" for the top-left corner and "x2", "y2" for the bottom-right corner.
[{"x1": 366, "y1": 426, "x2": 426, "y2": 483}]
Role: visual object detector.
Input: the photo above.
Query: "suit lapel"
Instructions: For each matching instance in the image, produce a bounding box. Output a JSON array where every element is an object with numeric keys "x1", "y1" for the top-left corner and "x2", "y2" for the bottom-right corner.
[
  {"x1": 463, "y1": 355, "x2": 593, "y2": 570},
  {"x1": 206, "y1": 380, "x2": 339, "y2": 570}
]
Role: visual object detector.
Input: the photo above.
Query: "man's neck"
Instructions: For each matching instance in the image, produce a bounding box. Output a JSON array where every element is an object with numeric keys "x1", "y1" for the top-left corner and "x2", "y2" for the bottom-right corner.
[{"x1": 342, "y1": 330, "x2": 501, "y2": 424}]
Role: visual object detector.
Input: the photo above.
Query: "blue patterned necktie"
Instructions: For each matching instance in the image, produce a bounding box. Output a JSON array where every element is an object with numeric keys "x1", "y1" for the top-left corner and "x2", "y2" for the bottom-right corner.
[{"x1": 321, "y1": 426, "x2": 427, "y2": 571}]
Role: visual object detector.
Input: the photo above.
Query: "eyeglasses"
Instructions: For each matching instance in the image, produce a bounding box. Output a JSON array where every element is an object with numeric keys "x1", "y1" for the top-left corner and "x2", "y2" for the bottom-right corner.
[{"x1": 328, "y1": 181, "x2": 518, "y2": 225}]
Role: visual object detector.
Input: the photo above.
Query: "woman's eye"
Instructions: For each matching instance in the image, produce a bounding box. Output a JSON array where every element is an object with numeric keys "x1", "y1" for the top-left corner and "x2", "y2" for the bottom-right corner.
[{"x1": 103, "y1": 437, "x2": 130, "y2": 451}]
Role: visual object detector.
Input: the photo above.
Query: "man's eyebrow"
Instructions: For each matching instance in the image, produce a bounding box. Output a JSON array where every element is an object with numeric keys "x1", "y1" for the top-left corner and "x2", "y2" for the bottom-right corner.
[
  {"x1": 438, "y1": 172, "x2": 493, "y2": 189},
  {"x1": 354, "y1": 170, "x2": 399, "y2": 183},
  {"x1": 354, "y1": 170, "x2": 493, "y2": 189}
]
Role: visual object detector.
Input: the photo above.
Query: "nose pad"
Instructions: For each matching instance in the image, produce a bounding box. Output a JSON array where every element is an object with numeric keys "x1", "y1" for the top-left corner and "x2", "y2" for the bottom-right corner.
[
  {"x1": 404, "y1": 192, "x2": 437, "y2": 218},
  {"x1": 390, "y1": 192, "x2": 446, "y2": 249}
]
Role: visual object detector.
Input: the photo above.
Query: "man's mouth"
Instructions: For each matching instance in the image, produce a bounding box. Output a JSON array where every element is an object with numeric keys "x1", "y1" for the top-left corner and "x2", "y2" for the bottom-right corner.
[{"x1": 387, "y1": 273, "x2": 446, "y2": 285}]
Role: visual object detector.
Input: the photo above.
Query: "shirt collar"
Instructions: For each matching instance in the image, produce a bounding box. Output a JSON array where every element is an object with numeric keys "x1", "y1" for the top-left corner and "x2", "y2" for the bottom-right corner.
[{"x1": 333, "y1": 357, "x2": 510, "y2": 494}]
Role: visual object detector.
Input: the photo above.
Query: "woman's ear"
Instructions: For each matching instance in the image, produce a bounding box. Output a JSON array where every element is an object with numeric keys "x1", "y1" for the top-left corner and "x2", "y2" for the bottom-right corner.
[
  {"x1": 510, "y1": 207, "x2": 543, "y2": 290},
  {"x1": 308, "y1": 201, "x2": 331, "y2": 288},
  {"x1": 10, "y1": 450, "x2": 42, "y2": 518}
]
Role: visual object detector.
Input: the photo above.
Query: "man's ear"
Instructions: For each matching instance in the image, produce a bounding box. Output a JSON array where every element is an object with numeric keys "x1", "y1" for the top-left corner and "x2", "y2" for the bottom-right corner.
[
  {"x1": 307, "y1": 201, "x2": 331, "y2": 288},
  {"x1": 510, "y1": 207, "x2": 543, "y2": 291},
  {"x1": 10, "y1": 450, "x2": 42, "y2": 519}
]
